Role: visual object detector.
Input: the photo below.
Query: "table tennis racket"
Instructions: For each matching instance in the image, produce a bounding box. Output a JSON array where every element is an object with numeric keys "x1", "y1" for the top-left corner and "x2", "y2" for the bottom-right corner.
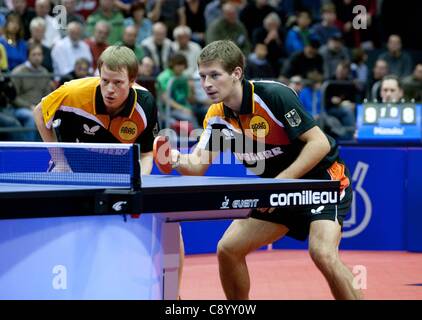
[{"x1": 153, "y1": 136, "x2": 173, "y2": 174}]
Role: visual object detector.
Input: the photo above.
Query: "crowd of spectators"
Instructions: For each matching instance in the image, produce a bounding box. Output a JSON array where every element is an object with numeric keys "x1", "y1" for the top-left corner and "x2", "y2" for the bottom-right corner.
[{"x1": 0, "y1": 0, "x2": 421, "y2": 141}]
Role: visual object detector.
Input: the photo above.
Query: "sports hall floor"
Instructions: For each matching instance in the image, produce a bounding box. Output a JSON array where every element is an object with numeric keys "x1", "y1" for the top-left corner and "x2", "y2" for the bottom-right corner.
[{"x1": 181, "y1": 250, "x2": 422, "y2": 299}]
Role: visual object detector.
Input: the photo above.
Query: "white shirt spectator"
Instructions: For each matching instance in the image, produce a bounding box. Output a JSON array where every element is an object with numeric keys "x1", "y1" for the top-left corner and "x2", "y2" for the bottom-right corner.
[{"x1": 51, "y1": 36, "x2": 93, "y2": 77}]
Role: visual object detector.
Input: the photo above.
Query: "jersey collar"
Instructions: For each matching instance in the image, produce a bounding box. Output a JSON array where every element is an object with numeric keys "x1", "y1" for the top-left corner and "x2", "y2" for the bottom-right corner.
[
  {"x1": 223, "y1": 79, "x2": 255, "y2": 118},
  {"x1": 94, "y1": 85, "x2": 136, "y2": 117}
]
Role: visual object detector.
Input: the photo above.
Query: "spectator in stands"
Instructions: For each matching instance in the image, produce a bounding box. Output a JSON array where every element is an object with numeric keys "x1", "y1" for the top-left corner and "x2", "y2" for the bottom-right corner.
[
  {"x1": 380, "y1": 74, "x2": 403, "y2": 103},
  {"x1": 179, "y1": 0, "x2": 207, "y2": 46},
  {"x1": 34, "y1": 0, "x2": 62, "y2": 49},
  {"x1": 282, "y1": 38, "x2": 323, "y2": 79},
  {"x1": 156, "y1": 53, "x2": 196, "y2": 130},
  {"x1": 85, "y1": 20, "x2": 110, "y2": 72},
  {"x1": 245, "y1": 43, "x2": 275, "y2": 79},
  {"x1": 0, "y1": 13, "x2": 27, "y2": 70},
  {"x1": 86, "y1": 0, "x2": 124, "y2": 45},
  {"x1": 367, "y1": 58, "x2": 389, "y2": 100},
  {"x1": 137, "y1": 56, "x2": 157, "y2": 96},
  {"x1": 239, "y1": 0, "x2": 276, "y2": 40},
  {"x1": 402, "y1": 64, "x2": 422, "y2": 102},
  {"x1": 378, "y1": 34, "x2": 413, "y2": 78},
  {"x1": 0, "y1": 68, "x2": 25, "y2": 141},
  {"x1": 116, "y1": 25, "x2": 145, "y2": 61},
  {"x1": 9, "y1": 0, "x2": 36, "y2": 40},
  {"x1": 75, "y1": 0, "x2": 98, "y2": 20},
  {"x1": 61, "y1": 0, "x2": 85, "y2": 37},
  {"x1": 206, "y1": 2, "x2": 251, "y2": 55},
  {"x1": 147, "y1": 0, "x2": 184, "y2": 37},
  {"x1": 10, "y1": 42, "x2": 50, "y2": 140},
  {"x1": 285, "y1": 9, "x2": 312, "y2": 56},
  {"x1": 324, "y1": 61, "x2": 357, "y2": 141},
  {"x1": 319, "y1": 33, "x2": 350, "y2": 79},
  {"x1": 204, "y1": 0, "x2": 227, "y2": 28},
  {"x1": 124, "y1": 2, "x2": 152, "y2": 45},
  {"x1": 297, "y1": 72, "x2": 323, "y2": 118},
  {"x1": 141, "y1": 22, "x2": 174, "y2": 73},
  {"x1": 310, "y1": 3, "x2": 341, "y2": 46},
  {"x1": 171, "y1": 25, "x2": 201, "y2": 78},
  {"x1": 59, "y1": 57, "x2": 91, "y2": 86},
  {"x1": 51, "y1": 21, "x2": 93, "y2": 78},
  {"x1": 351, "y1": 48, "x2": 368, "y2": 86},
  {"x1": 252, "y1": 11, "x2": 285, "y2": 74},
  {"x1": 28, "y1": 17, "x2": 52, "y2": 72}
]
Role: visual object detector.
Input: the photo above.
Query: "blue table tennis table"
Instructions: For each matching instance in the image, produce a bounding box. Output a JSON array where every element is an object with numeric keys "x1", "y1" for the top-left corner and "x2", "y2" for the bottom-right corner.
[{"x1": 0, "y1": 143, "x2": 340, "y2": 300}]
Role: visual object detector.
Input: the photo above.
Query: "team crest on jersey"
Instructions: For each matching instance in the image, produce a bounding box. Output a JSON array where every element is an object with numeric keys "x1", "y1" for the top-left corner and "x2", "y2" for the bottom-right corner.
[
  {"x1": 249, "y1": 116, "x2": 269, "y2": 137},
  {"x1": 284, "y1": 109, "x2": 302, "y2": 127},
  {"x1": 119, "y1": 121, "x2": 138, "y2": 141}
]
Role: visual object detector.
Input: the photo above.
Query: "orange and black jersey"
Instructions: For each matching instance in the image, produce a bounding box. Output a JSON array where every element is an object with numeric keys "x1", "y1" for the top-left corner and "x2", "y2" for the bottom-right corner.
[
  {"x1": 41, "y1": 77, "x2": 158, "y2": 153},
  {"x1": 197, "y1": 80, "x2": 343, "y2": 180}
]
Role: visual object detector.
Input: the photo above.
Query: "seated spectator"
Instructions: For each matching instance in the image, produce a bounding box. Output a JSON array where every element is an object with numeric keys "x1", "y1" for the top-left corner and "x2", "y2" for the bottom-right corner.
[
  {"x1": 8, "y1": 0, "x2": 36, "y2": 40},
  {"x1": 367, "y1": 59, "x2": 389, "y2": 101},
  {"x1": 51, "y1": 21, "x2": 93, "y2": 79},
  {"x1": 205, "y1": 2, "x2": 251, "y2": 56},
  {"x1": 297, "y1": 73, "x2": 323, "y2": 118},
  {"x1": 0, "y1": 69, "x2": 25, "y2": 141},
  {"x1": 124, "y1": 2, "x2": 152, "y2": 45},
  {"x1": 179, "y1": 0, "x2": 207, "y2": 46},
  {"x1": 0, "y1": 13, "x2": 27, "y2": 70},
  {"x1": 380, "y1": 74, "x2": 404, "y2": 103},
  {"x1": 62, "y1": 0, "x2": 85, "y2": 37},
  {"x1": 34, "y1": 0, "x2": 62, "y2": 49},
  {"x1": 351, "y1": 48, "x2": 368, "y2": 88},
  {"x1": 28, "y1": 17, "x2": 53, "y2": 72},
  {"x1": 86, "y1": 0, "x2": 124, "y2": 45},
  {"x1": 245, "y1": 43, "x2": 275, "y2": 79},
  {"x1": 141, "y1": 22, "x2": 174, "y2": 73},
  {"x1": 378, "y1": 34, "x2": 413, "y2": 78},
  {"x1": 156, "y1": 53, "x2": 196, "y2": 132},
  {"x1": 324, "y1": 61, "x2": 358, "y2": 141},
  {"x1": 319, "y1": 33, "x2": 350, "y2": 79},
  {"x1": 171, "y1": 25, "x2": 202, "y2": 78},
  {"x1": 59, "y1": 57, "x2": 92, "y2": 86},
  {"x1": 282, "y1": 38, "x2": 323, "y2": 79},
  {"x1": 239, "y1": 0, "x2": 276, "y2": 40},
  {"x1": 137, "y1": 56, "x2": 157, "y2": 97},
  {"x1": 402, "y1": 63, "x2": 422, "y2": 102},
  {"x1": 10, "y1": 43, "x2": 50, "y2": 141},
  {"x1": 85, "y1": 20, "x2": 110, "y2": 72},
  {"x1": 310, "y1": 3, "x2": 341, "y2": 46},
  {"x1": 252, "y1": 12, "x2": 285, "y2": 74},
  {"x1": 285, "y1": 9, "x2": 312, "y2": 56},
  {"x1": 115, "y1": 25, "x2": 145, "y2": 61}
]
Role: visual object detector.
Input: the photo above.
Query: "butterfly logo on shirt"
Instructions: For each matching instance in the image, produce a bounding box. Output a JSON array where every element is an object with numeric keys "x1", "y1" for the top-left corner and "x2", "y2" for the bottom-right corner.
[{"x1": 83, "y1": 124, "x2": 100, "y2": 136}]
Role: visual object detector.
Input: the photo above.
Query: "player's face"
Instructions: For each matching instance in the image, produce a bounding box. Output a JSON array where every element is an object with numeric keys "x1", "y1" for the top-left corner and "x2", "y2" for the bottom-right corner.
[
  {"x1": 100, "y1": 65, "x2": 134, "y2": 114},
  {"x1": 198, "y1": 62, "x2": 240, "y2": 104}
]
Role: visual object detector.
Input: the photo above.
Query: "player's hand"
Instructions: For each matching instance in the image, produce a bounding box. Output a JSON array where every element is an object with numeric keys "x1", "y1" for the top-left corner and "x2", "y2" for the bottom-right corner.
[
  {"x1": 153, "y1": 136, "x2": 180, "y2": 174},
  {"x1": 47, "y1": 160, "x2": 73, "y2": 173}
]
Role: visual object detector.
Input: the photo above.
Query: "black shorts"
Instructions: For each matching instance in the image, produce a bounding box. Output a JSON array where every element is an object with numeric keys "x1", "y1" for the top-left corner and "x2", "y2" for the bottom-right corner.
[{"x1": 250, "y1": 169, "x2": 353, "y2": 241}]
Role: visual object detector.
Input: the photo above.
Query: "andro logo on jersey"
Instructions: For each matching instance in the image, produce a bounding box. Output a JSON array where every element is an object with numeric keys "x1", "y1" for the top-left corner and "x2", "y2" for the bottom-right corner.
[
  {"x1": 249, "y1": 116, "x2": 269, "y2": 137},
  {"x1": 119, "y1": 121, "x2": 138, "y2": 140},
  {"x1": 270, "y1": 191, "x2": 337, "y2": 207}
]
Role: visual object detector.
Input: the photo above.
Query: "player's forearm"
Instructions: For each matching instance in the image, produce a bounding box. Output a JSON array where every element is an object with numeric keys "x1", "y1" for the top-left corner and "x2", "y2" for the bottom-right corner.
[
  {"x1": 33, "y1": 103, "x2": 58, "y2": 142},
  {"x1": 276, "y1": 135, "x2": 330, "y2": 179},
  {"x1": 140, "y1": 152, "x2": 153, "y2": 175}
]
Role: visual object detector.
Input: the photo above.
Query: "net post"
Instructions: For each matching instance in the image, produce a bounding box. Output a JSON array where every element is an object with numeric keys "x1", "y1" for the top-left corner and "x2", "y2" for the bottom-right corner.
[{"x1": 131, "y1": 143, "x2": 142, "y2": 191}]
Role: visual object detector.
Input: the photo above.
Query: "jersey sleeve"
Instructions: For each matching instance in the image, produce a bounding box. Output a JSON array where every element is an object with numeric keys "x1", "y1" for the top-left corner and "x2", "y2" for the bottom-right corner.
[
  {"x1": 136, "y1": 91, "x2": 159, "y2": 153},
  {"x1": 196, "y1": 104, "x2": 229, "y2": 153},
  {"x1": 268, "y1": 84, "x2": 316, "y2": 141},
  {"x1": 40, "y1": 85, "x2": 69, "y2": 129}
]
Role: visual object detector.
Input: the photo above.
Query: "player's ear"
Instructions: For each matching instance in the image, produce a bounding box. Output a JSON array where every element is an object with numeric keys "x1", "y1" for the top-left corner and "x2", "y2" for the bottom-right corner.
[{"x1": 232, "y1": 67, "x2": 243, "y2": 82}]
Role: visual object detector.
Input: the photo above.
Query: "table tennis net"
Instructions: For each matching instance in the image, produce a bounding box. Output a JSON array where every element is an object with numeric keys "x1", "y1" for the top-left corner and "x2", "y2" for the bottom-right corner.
[{"x1": 0, "y1": 142, "x2": 141, "y2": 187}]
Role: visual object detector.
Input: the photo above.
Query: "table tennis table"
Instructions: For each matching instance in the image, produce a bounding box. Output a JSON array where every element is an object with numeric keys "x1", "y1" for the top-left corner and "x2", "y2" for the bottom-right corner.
[{"x1": 0, "y1": 142, "x2": 340, "y2": 299}]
